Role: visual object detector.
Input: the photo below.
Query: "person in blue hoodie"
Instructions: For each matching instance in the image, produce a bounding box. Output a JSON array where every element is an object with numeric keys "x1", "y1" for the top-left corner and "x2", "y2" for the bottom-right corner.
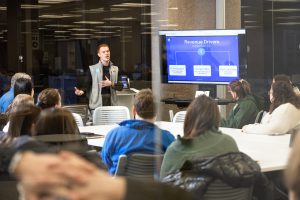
[
  {"x1": 101, "y1": 89, "x2": 175, "y2": 175},
  {"x1": 0, "y1": 72, "x2": 31, "y2": 113}
]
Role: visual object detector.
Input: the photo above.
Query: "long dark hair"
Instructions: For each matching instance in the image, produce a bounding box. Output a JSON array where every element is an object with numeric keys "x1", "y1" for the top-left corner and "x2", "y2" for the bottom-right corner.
[
  {"x1": 183, "y1": 95, "x2": 220, "y2": 139},
  {"x1": 2, "y1": 104, "x2": 41, "y2": 144},
  {"x1": 14, "y1": 78, "x2": 33, "y2": 97},
  {"x1": 33, "y1": 107, "x2": 79, "y2": 136},
  {"x1": 269, "y1": 81, "x2": 300, "y2": 113}
]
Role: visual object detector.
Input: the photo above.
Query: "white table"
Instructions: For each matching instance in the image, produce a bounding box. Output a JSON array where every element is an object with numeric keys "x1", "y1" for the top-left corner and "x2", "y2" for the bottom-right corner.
[{"x1": 79, "y1": 121, "x2": 291, "y2": 172}]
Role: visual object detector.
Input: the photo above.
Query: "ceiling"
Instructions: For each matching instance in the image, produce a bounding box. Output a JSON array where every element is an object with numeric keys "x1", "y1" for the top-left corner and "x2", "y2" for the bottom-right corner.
[{"x1": 0, "y1": 0, "x2": 300, "y2": 41}]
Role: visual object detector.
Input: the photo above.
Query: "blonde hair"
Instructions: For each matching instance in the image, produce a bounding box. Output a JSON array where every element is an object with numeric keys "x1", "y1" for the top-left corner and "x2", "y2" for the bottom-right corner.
[{"x1": 7, "y1": 94, "x2": 34, "y2": 113}]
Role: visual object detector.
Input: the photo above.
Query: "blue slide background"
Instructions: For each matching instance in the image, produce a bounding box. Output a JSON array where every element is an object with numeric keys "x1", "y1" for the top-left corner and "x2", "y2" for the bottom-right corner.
[{"x1": 166, "y1": 35, "x2": 240, "y2": 84}]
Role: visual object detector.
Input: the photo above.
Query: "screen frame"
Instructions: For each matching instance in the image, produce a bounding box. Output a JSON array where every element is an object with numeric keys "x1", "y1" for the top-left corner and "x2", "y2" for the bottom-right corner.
[{"x1": 159, "y1": 29, "x2": 247, "y2": 85}]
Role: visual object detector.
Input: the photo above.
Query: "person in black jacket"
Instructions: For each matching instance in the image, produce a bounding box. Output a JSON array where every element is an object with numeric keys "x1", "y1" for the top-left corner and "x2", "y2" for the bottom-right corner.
[{"x1": 0, "y1": 141, "x2": 196, "y2": 200}]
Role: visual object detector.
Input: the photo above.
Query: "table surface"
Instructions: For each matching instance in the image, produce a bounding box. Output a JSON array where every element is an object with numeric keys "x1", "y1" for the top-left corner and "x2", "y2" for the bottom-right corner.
[{"x1": 79, "y1": 121, "x2": 291, "y2": 172}]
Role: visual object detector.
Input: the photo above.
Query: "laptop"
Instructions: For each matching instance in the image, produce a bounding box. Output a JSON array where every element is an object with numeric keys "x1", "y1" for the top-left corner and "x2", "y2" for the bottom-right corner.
[{"x1": 120, "y1": 75, "x2": 137, "y2": 93}]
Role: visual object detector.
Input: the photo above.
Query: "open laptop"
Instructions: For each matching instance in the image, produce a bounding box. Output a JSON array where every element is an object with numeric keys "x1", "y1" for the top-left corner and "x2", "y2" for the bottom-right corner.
[{"x1": 120, "y1": 75, "x2": 138, "y2": 93}]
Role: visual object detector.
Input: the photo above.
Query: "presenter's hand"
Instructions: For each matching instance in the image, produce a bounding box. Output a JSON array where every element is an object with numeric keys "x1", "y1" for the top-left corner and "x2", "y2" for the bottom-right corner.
[
  {"x1": 100, "y1": 76, "x2": 112, "y2": 88},
  {"x1": 74, "y1": 87, "x2": 84, "y2": 96}
]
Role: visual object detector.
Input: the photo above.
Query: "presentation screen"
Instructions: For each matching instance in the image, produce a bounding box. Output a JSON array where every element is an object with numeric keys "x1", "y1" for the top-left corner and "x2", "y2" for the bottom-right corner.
[{"x1": 159, "y1": 29, "x2": 246, "y2": 85}]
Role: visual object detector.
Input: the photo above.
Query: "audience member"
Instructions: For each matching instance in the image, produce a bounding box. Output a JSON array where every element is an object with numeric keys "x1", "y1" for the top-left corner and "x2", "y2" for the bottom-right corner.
[
  {"x1": 242, "y1": 81, "x2": 300, "y2": 135},
  {"x1": 1, "y1": 104, "x2": 41, "y2": 144},
  {"x1": 13, "y1": 77, "x2": 34, "y2": 98},
  {"x1": 33, "y1": 108, "x2": 79, "y2": 136},
  {"x1": 273, "y1": 74, "x2": 300, "y2": 96},
  {"x1": 160, "y1": 95, "x2": 238, "y2": 178},
  {"x1": 239, "y1": 79, "x2": 264, "y2": 110},
  {"x1": 36, "y1": 88, "x2": 61, "y2": 109},
  {"x1": 6, "y1": 94, "x2": 34, "y2": 113},
  {"x1": 0, "y1": 72, "x2": 31, "y2": 113},
  {"x1": 2, "y1": 94, "x2": 34, "y2": 133},
  {"x1": 285, "y1": 131, "x2": 300, "y2": 200},
  {"x1": 220, "y1": 79, "x2": 259, "y2": 128},
  {"x1": 0, "y1": 146, "x2": 195, "y2": 200},
  {"x1": 101, "y1": 89, "x2": 175, "y2": 175}
]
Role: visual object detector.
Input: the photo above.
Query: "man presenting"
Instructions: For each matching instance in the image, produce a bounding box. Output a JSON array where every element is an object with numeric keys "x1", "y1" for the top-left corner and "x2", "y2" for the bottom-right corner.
[{"x1": 75, "y1": 44, "x2": 119, "y2": 111}]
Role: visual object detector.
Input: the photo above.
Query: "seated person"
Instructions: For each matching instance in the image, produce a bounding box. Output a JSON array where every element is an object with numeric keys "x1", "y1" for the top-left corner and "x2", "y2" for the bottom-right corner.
[
  {"x1": 0, "y1": 72, "x2": 31, "y2": 113},
  {"x1": 2, "y1": 94, "x2": 35, "y2": 133},
  {"x1": 0, "y1": 147, "x2": 196, "y2": 200},
  {"x1": 242, "y1": 81, "x2": 300, "y2": 135},
  {"x1": 221, "y1": 79, "x2": 259, "y2": 128},
  {"x1": 101, "y1": 89, "x2": 175, "y2": 175},
  {"x1": 32, "y1": 107, "x2": 80, "y2": 136},
  {"x1": 160, "y1": 95, "x2": 238, "y2": 178},
  {"x1": 285, "y1": 132, "x2": 300, "y2": 200},
  {"x1": 273, "y1": 74, "x2": 300, "y2": 96},
  {"x1": 1, "y1": 104, "x2": 41, "y2": 144},
  {"x1": 36, "y1": 88, "x2": 61, "y2": 109}
]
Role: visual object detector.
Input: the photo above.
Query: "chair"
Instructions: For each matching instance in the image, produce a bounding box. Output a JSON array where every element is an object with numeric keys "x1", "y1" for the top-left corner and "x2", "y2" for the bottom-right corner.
[
  {"x1": 63, "y1": 104, "x2": 89, "y2": 125},
  {"x1": 172, "y1": 111, "x2": 186, "y2": 123},
  {"x1": 0, "y1": 175, "x2": 18, "y2": 200},
  {"x1": 254, "y1": 110, "x2": 266, "y2": 123},
  {"x1": 72, "y1": 113, "x2": 84, "y2": 127},
  {"x1": 93, "y1": 106, "x2": 130, "y2": 125},
  {"x1": 115, "y1": 153, "x2": 164, "y2": 182},
  {"x1": 203, "y1": 179, "x2": 253, "y2": 200}
]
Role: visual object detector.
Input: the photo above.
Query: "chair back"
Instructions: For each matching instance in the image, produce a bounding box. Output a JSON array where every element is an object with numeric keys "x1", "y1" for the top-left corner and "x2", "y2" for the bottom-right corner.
[
  {"x1": 172, "y1": 111, "x2": 186, "y2": 123},
  {"x1": 0, "y1": 175, "x2": 18, "y2": 200},
  {"x1": 93, "y1": 106, "x2": 130, "y2": 125},
  {"x1": 115, "y1": 153, "x2": 164, "y2": 182},
  {"x1": 72, "y1": 113, "x2": 84, "y2": 127},
  {"x1": 63, "y1": 104, "x2": 89, "y2": 124},
  {"x1": 254, "y1": 110, "x2": 266, "y2": 123},
  {"x1": 203, "y1": 179, "x2": 253, "y2": 200}
]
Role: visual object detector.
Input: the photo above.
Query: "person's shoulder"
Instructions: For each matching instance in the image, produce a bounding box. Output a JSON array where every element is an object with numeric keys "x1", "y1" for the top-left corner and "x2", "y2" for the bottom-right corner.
[
  {"x1": 89, "y1": 63, "x2": 100, "y2": 69},
  {"x1": 161, "y1": 129, "x2": 175, "y2": 139}
]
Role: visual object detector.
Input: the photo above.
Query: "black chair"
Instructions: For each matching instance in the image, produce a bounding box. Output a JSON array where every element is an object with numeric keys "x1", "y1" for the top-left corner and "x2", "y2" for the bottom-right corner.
[
  {"x1": 254, "y1": 110, "x2": 266, "y2": 123},
  {"x1": 0, "y1": 175, "x2": 18, "y2": 200},
  {"x1": 115, "y1": 153, "x2": 164, "y2": 182},
  {"x1": 63, "y1": 104, "x2": 89, "y2": 125},
  {"x1": 203, "y1": 179, "x2": 253, "y2": 200}
]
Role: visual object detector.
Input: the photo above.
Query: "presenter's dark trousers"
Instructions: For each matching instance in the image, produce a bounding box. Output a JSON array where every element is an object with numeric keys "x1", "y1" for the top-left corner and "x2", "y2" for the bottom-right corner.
[{"x1": 102, "y1": 93, "x2": 111, "y2": 106}]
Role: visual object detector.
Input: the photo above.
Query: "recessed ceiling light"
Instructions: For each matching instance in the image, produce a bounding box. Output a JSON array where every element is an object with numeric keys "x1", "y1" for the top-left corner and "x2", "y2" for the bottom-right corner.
[
  {"x1": 104, "y1": 17, "x2": 136, "y2": 21},
  {"x1": 141, "y1": 12, "x2": 159, "y2": 16},
  {"x1": 277, "y1": 22, "x2": 300, "y2": 25},
  {"x1": 93, "y1": 31, "x2": 115, "y2": 34},
  {"x1": 112, "y1": 3, "x2": 152, "y2": 8},
  {"x1": 21, "y1": 4, "x2": 49, "y2": 9},
  {"x1": 74, "y1": 21, "x2": 104, "y2": 24},
  {"x1": 68, "y1": 28, "x2": 95, "y2": 31},
  {"x1": 55, "y1": 30, "x2": 70, "y2": 33},
  {"x1": 71, "y1": 33, "x2": 92, "y2": 36},
  {"x1": 168, "y1": 7, "x2": 178, "y2": 10},
  {"x1": 40, "y1": 14, "x2": 80, "y2": 19},
  {"x1": 160, "y1": 24, "x2": 178, "y2": 27},
  {"x1": 71, "y1": 7, "x2": 104, "y2": 13},
  {"x1": 45, "y1": 24, "x2": 79, "y2": 27},
  {"x1": 39, "y1": 0, "x2": 80, "y2": 4},
  {"x1": 265, "y1": 8, "x2": 300, "y2": 12}
]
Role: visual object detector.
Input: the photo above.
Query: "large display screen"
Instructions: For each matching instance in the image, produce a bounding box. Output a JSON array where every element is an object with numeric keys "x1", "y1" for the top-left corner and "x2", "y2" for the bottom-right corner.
[{"x1": 159, "y1": 30, "x2": 246, "y2": 85}]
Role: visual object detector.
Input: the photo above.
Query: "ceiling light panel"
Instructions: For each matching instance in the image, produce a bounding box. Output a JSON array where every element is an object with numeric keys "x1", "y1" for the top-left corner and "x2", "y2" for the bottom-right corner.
[
  {"x1": 21, "y1": 4, "x2": 49, "y2": 9},
  {"x1": 40, "y1": 14, "x2": 81, "y2": 18},
  {"x1": 74, "y1": 21, "x2": 104, "y2": 24},
  {"x1": 112, "y1": 3, "x2": 152, "y2": 8}
]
